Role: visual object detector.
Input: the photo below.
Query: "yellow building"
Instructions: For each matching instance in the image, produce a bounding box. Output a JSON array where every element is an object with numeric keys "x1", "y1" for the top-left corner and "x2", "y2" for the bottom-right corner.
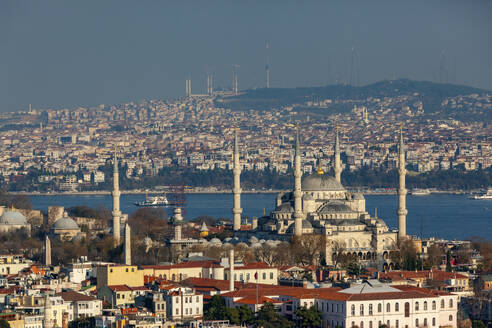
[
  {"x1": 97, "y1": 265, "x2": 144, "y2": 289},
  {"x1": 142, "y1": 262, "x2": 224, "y2": 282}
]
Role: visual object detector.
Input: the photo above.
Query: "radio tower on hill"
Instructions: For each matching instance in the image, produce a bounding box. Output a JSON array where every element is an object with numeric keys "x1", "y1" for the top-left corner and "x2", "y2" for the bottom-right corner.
[{"x1": 265, "y1": 40, "x2": 270, "y2": 88}]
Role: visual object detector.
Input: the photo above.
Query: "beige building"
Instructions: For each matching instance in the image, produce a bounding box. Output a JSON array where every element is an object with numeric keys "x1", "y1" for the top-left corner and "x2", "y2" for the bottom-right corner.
[
  {"x1": 97, "y1": 265, "x2": 144, "y2": 289},
  {"x1": 225, "y1": 262, "x2": 278, "y2": 285}
]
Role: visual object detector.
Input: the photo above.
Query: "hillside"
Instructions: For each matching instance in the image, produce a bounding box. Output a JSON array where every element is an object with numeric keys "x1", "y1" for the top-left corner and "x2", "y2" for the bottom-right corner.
[{"x1": 215, "y1": 79, "x2": 488, "y2": 116}]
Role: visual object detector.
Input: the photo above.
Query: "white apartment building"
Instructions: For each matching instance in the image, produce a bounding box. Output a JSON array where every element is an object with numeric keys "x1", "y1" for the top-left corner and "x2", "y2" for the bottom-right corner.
[
  {"x1": 164, "y1": 287, "x2": 203, "y2": 322},
  {"x1": 57, "y1": 290, "x2": 102, "y2": 320}
]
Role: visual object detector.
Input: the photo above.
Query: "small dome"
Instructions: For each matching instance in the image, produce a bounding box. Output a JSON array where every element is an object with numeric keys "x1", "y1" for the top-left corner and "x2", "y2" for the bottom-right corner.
[
  {"x1": 302, "y1": 173, "x2": 345, "y2": 191},
  {"x1": 303, "y1": 194, "x2": 314, "y2": 201},
  {"x1": 302, "y1": 220, "x2": 313, "y2": 229},
  {"x1": 249, "y1": 236, "x2": 259, "y2": 243},
  {"x1": 274, "y1": 203, "x2": 294, "y2": 213},
  {"x1": 352, "y1": 193, "x2": 365, "y2": 200},
  {"x1": 318, "y1": 202, "x2": 353, "y2": 214},
  {"x1": 210, "y1": 238, "x2": 221, "y2": 244},
  {"x1": 0, "y1": 211, "x2": 28, "y2": 225},
  {"x1": 52, "y1": 217, "x2": 79, "y2": 230}
]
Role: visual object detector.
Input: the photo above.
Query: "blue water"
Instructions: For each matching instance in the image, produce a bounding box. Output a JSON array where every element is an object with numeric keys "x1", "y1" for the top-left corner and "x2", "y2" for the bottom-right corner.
[{"x1": 29, "y1": 193, "x2": 492, "y2": 241}]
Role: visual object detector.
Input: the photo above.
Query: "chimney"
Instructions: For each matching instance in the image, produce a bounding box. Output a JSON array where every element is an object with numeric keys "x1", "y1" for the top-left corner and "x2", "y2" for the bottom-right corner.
[{"x1": 229, "y1": 249, "x2": 235, "y2": 292}]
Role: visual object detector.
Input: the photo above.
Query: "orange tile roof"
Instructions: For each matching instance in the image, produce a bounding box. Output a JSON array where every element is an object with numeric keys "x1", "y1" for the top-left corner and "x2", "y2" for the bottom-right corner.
[{"x1": 235, "y1": 296, "x2": 283, "y2": 305}]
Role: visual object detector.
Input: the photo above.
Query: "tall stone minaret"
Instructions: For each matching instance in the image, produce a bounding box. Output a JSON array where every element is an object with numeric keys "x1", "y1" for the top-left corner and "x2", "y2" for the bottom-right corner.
[
  {"x1": 397, "y1": 125, "x2": 408, "y2": 239},
  {"x1": 293, "y1": 125, "x2": 303, "y2": 237},
  {"x1": 232, "y1": 129, "x2": 242, "y2": 231},
  {"x1": 112, "y1": 149, "x2": 121, "y2": 245},
  {"x1": 334, "y1": 126, "x2": 342, "y2": 183},
  {"x1": 124, "y1": 223, "x2": 131, "y2": 265},
  {"x1": 45, "y1": 235, "x2": 51, "y2": 267}
]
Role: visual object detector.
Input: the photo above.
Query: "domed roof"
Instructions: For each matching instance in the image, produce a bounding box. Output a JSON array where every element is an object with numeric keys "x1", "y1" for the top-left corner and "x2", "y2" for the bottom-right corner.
[
  {"x1": 52, "y1": 216, "x2": 79, "y2": 230},
  {"x1": 318, "y1": 202, "x2": 353, "y2": 214},
  {"x1": 274, "y1": 203, "x2": 294, "y2": 213},
  {"x1": 210, "y1": 237, "x2": 221, "y2": 244},
  {"x1": 302, "y1": 173, "x2": 345, "y2": 191},
  {"x1": 302, "y1": 220, "x2": 313, "y2": 229},
  {"x1": 0, "y1": 210, "x2": 28, "y2": 225}
]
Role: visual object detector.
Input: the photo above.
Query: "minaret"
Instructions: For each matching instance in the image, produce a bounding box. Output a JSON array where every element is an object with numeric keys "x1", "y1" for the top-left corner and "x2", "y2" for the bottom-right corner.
[
  {"x1": 293, "y1": 125, "x2": 303, "y2": 237},
  {"x1": 334, "y1": 126, "x2": 342, "y2": 183},
  {"x1": 232, "y1": 129, "x2": 242, "y2": 231},
  {"x1": 397, "y1": 124, "x2": 408, "y2": 239},
  {"x1": 124, "y1": 223, "x2": 131, "y2": 265},
  {"x1": 45, "y1": 235, "x2": 51, "y2": 267},
  {"x1": 112, "y1": 149, "x2": 121, "y2": 245}
]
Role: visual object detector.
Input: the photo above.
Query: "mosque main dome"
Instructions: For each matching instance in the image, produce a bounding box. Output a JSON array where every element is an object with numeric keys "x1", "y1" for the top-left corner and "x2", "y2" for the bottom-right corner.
[
  {"x1": 301, "y1": 173, "x2": 345, "y2": 191},
  {"x1": 52, "y1": 217, "x2": 80, "y2": 230}
]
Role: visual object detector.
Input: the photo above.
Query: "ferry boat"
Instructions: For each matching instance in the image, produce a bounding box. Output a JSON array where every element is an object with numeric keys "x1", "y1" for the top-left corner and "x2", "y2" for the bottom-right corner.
[
  {"x1": 134, "y1": 193, "x2": 169, "y2": 207},
  {"x1": 471, "y1": 188, "x2": 492, "y2": 200},
  {"x1": 410, "y1": 189, "x2": 431, "y2": 196}
]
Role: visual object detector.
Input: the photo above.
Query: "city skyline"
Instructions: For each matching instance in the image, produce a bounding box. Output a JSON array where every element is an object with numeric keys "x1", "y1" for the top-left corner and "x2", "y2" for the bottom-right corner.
[{"x1": 1, "y1": 0, "x2": 492, "y2": 112}]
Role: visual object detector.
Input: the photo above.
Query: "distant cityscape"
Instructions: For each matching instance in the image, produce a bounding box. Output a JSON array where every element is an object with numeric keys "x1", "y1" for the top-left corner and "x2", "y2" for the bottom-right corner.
[{"x1": 0, "y1": 80, "x2": 491, "y2": 193}]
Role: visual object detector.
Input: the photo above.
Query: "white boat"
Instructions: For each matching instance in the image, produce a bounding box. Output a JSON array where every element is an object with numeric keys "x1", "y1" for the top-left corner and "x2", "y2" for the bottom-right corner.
[
  {"x1": 471, "y1": 188, "x2": 492, "y2": 200},
  {"x1": 411, "y1": 189, "x2": 431, "y2": 196},
  {"x1": 134, "y1": 193, "x2": 169, "y2": 206}
]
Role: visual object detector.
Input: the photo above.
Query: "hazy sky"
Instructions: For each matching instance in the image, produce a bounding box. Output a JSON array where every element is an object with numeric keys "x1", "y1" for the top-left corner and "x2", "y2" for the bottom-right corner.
[{"x1": 1, "y1": 0, "x2": 491, "y2": 112}]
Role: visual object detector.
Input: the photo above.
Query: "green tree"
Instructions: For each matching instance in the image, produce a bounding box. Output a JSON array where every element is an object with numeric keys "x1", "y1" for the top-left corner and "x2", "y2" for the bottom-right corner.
[
  {"x1": 237, "y1": 305, "x2": 255, "y2": 325},
  {"x1": 472, "y1": 320, "x2": 486, "y2": 328},
  {"x1": 0, "y1": 320, "x2": 10, "y2": 328},
  {"x1": 295, "y1": 305, "x2": 322, "y2": 328},
  {"x1": 446, "y1": 250, "x2": 452, "y2": 272},
  {"x1": 255, "y1": 302, "x2": 294, "y2": 328},
  {"x1": 204, "y1": 295, "x2": 228, "y2": 321}
]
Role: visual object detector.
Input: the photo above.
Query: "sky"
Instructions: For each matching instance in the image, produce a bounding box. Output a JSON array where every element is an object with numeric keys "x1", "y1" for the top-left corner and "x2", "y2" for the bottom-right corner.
[{"x1": 1, "y1": 0, "x2": 491, "y2": 112}]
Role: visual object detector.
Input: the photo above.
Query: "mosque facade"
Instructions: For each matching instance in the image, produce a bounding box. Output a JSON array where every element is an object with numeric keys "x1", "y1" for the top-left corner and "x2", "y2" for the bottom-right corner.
[{"x1": 232, "y1": 127, "x2": 408, "y2": 269}]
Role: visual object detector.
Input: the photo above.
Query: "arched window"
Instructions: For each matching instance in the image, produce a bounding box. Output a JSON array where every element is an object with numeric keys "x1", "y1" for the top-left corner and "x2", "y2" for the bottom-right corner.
[
  {"x1": 449, "y1": 299, "x2": 453, "y2": 308},
  {"x1": 369, "y1": 304, "x2": 373, "y2": 315},
  {"x1": 432, "y1": 318, "x2": 436, "y2": 326},
  {"x1": 404, "y1": 302, "x2": 410, "y2": 317},
  {"x1": 416, "y1": 319, "x2": 419, "y2": 327},
  {"x1": 441, "y1": 299, "x2": 445, "y2": 309},
  {"x1": 360, "y1": 322, "x2": 364, "y2": 328},
  {"x1": 424, "y1": 301, "x2": 428, "y2": 310},
  {"x1": 415, "y1": 302, "x2": 419, "y2": 311},
  {"x1": 360, "y1": 304, "x2": 364, "y2": 316},
  {"x1": 432, "y1": 301, "x2": 436, "y2": 310},
  {"x1": 395, "y1": 302, "x2": 399, "y2": 312},
  {"x1": 424, "y1": 318, "x2": 428, "y2": 326},
  {"x1": 351, "y1": 321, "x2": 355, "y2": 328},
  {"x1": 378, "y1": 303, "x2": 382, "y2": 313},
  {"x1": 351, "y1": 305, "x2": 355, "y2": 316},
  {"x1": 369, "y1": 321, "x2": 373, "y2": 328},
  {"x1": 386, "y1": 303, "x2": 390, "y2": 313},
  {"x1": 449, "y1": 315, "x2": 453, "y2": 322}
]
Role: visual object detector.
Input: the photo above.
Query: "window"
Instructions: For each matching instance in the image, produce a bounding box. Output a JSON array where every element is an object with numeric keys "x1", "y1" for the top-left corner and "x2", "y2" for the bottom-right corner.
[
  {"x1": 351, "y1": 322, "x2": 355, "y2": 328},
  {"x1": 396, "y1": 320, "x2": 399, "y2": 328},
  {"x1": 126, "y1": 268, "x2": 128, "y2": 272},
  {"x1": 416, "y1": 319, "x2": 419, "y2": 327},
  {"x1": 263, "y1": 272, "x2": 266, "y2": 280},
  {"x1": 176, "y1": 308, "x2": 179, "y2": 315},
  {"x1": 196, "y1": 308, "x2": 199, "y2": 314},
  {"x1": 246, "y1": 273, "x2": 250, "y2": 280},
  {"x1": 441, "y1": 299, "x2": 445, "y2": 309},
  {"x1": 449, "y1": 299, "x2": 453, "y2": 308},
  {"x1": 387, "y1": 320, "x2": 390, "y2": 327},
  {"x1": 404, "y1": 302, "x2": 410, "y2": 317},
  {"x1": 395, "y1": 302, "x2": 399, "y2": 312},
  {"x1": 369, "y1": 322, "x2": 373, "y2": 328},
  {"x1": 415, "y1": 302, "x2": 419, "y2": 311},
  {"x1": 351, "y1": 305, "x2": 355, "y2": 316},
  {"x1": 240, "y1": 274, "x2": 244, "y2": 281},
  {"x1": 387, "y1": 303, "x2": 391, "y2": 313},
  {"x1": 424, "y1": 318, "x2": 427, "y2": 326},
  {"x1": 424, "y1": 301, "x2": 428, "y2": 310},
  {"x1": 176, "y1": 297, "x2": 179, "y2": 304},
  {"x1": 432, "y1": 301, "x2": 436, "y2": 310},
  {"x1": 131, "y1": 268, "x2": 134, "y2": 272},
  {"x1": 361, "y1": 322, "x2": 364, "y2": 328},
  {"x1": 110, "y1": 269, "x2": 113, "y2": 273},
  {"x1": 378, "y1": 321, "x2": 381, "y2": 327},
  {"x1": 378, "y1": 303, "x2": 382, "y2": 313},
  {"x1": 432, "y1": 318, "x2": 436, "y2": 326},
  {"x1": 185, "y1": 308, "x2": 188, "y2": 315},
  {"x1": 234, "y1": 274, "x2": 237, "y2": 280},
  {"x1": 369, "y1": 304, "x2": 373, "y2": 315},
  {"x1": 332, "y1": 303, "x2": 334, "y2": 312},
  {"x1": 360, "y1": 304, "x2": 364, "y2": 316},
  {"x1": 270, "y1": 272, "x2": 274, "y2": 279},
  {"x1": 196, "y1": 296, "x2": 199, "y2": 302},
  {"x1": 449, "y1": 315, "x2": 453, "y2": 322}
]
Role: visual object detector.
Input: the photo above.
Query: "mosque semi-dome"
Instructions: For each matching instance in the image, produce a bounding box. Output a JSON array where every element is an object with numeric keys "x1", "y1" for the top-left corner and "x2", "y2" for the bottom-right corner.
[
  {"x1": 51, "y1": 217, "x2": 80, "y2": 230},
  {"x1": 0, "y1": 210, "x2": 28, "y2": 225},
  {"x1": 301, "y1": 173, "x2": 345, "y2": 191}
]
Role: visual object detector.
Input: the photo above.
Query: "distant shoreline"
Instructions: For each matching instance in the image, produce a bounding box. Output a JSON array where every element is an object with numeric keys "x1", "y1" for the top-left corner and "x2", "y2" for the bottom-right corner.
[{"x1": 10, "y1": 189, "x2": 472, "y2": 196}]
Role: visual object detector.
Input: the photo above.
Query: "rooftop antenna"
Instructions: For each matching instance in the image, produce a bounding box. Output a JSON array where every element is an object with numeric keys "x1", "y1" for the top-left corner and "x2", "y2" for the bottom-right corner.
[{"x1": 265, "y1": 40, "x2": 270, "y2": 88}]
